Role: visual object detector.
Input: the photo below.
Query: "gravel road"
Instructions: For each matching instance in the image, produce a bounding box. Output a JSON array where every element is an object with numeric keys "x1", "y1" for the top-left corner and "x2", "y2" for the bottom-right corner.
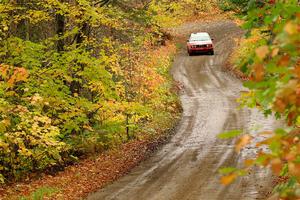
[{"x1": 88, "y1": 20, "x2": 281, "y2": 200}]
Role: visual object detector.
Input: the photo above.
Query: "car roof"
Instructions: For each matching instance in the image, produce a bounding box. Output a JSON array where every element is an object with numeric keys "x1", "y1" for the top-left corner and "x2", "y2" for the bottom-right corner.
[{"x1": 190, "y1": 32, "x2": 210, "y2": 37}]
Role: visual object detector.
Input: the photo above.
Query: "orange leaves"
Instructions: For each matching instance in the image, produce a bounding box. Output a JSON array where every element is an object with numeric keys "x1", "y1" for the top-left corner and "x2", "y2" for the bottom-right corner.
[
  {"x1": 235, "y1": 134, "x2": 252, "y2": 152},
  {"x1": 274, "y1": 98, "x2": 287, "y2": 113},
  {"x1": 287, "y1": 112, "x2": 297, "y2": 126},
  {"x1": 219, "y1": 167, "x2": 247, "y2": 186},
  {"x1": 273, "y1": 80, "x2": 299, "y2": 113},
  {"x1": 224, "y1": 4, "x2": 300, "y2": 197},
  {"x1": 255, "y1": 45, "x2": 269, "y2": 61},
  {"x1": 294, "y1": 65, "x2": 300, "y2": 79},
  {"x1": 122, "y1": 42, "x2": 176, "y2": 103},
  {"x1": 271, "y1": 47, "x2": 279, "y2": 57},
  {"x1": 8, "y1": 67, "x2": 28, "y2": 86},
  {"x1": 220, "y1": 128, "x2": 300, "y2": 186},
  {"x1": 256, "y1": 129, "x2": 300, "y2": 179},
  {"x1": 288, "y1": 163, "x2": 300, "y2": 178},
  {"x1": 278, "y1": 55, "x2": 290, "y2": 67},
  {"x1": 252, "y1": 64, "x2": 265, "y2": 81},
  {"x1": 220, "y1": 173, "x2": 237, "y2": 185},
  {"x1": 244, "y1": 159, "x2": 255, "y2": 167},
  {"x1": 0, "y1": 64, "x2": 29, "y2": 87},
  {"x1": 270, "y1": 158, "x2": 283, "y2": 175},
  {"x1": 278, "y1": 130, "x2": 300, "y2": 181},
  {"x1": 284, "y1": 21, "x2": 298, "y2": 35},
  {"x1": 285, "y1": 151, "x2": 297, "y2": 162}
]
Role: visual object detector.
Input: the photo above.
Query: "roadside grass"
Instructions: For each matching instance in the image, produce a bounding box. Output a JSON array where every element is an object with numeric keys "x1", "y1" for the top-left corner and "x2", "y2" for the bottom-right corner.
[
  {"x1": 176, "y1": 43, "x2": 183, "y2": 50},
  {"x1": 218, "y1": 0, "x2": 237, "y2": 12},
  {"x1": 19, "y1": 187, "x2": 59, "y2": 200}
]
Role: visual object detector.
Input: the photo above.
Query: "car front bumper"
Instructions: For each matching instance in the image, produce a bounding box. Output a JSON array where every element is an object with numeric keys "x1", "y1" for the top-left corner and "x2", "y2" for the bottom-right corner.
[{"x1": 188, "y1": 47, "x2": 213, "y2": 52}]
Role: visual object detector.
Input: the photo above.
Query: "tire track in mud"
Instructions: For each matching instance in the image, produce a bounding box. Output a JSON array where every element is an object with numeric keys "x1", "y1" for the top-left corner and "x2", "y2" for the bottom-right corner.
[{"x1": 88, "y1": 20, "x2": 281, "y2": 200}]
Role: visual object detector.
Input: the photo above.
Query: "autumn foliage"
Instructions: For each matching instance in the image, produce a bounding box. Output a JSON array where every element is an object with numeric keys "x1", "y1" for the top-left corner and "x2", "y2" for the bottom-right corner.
[
  {"x1": 0, "y1": 0, "x2": 189, "y2": 183},
  {"x1": 0, "y1": 0, "x2": 219, "y2": 184},
  {"x1": 220, "y1": 1, "x2": 300, "y2": 198}
]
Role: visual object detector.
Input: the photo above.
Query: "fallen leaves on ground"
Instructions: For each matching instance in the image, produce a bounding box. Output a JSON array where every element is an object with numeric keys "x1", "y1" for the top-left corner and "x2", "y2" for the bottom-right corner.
[{"x1": 0, "y1": 135, "x2": 170, "y2": 200}]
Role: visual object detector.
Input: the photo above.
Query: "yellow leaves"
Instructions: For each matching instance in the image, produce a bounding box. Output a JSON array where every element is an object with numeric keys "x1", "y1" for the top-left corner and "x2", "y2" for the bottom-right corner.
[
  {"x1": 1, "y1": 119, "x2": 10, "y2": 127},
  {"x1": 0, "y1": 119, "x2": 11, "y2": 132},
  {"x1": 0, "y1": 140, "x2": 9, "y2": 149},
  {"x1": 235, "y1": 134, "x2": 252, "y2": 152},
  {"x1": 255, "y1": 45, "x2": 269, "y2": 60},
  {"x1": 89, "y1": 81, "x2": 105, "y2": 94},
  {"x1": 0, "y1": 0, "x2": 184, "y2": 184},
  {"x1": 0, "y1": 64, "x2": 9, "y2": 79},
  {"x1": 3, "y1": 26, "x2": 8, "y2": 32},
  {"x1": 83, "y1": 125, "x2": 94, "y2": 132},
  {"x1": 26, "y1": 10, "x2": 50, "y2": 24},
  {"x1": 31, "y1": 93, "x2": 43, "y2": 105},
  {"x1": 33, "y1": 115, "x2": 52, "y2": 125},
  {"x1": 18, "y1": 147, "x2": 33, "y2": 157},
  {"x1": 14, "y1": 105, "x2": 29, "y2": 114},
  {"x1": 220, "y1": 173, "x2": 237, "y2": 185},
  {"x1": 297, "y1": 116, "x2": 300, "y2": 127}
]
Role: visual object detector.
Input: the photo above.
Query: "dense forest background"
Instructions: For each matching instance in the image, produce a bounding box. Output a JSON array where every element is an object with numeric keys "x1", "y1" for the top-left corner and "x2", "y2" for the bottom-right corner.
[{"x1": 0, "y1": 0, "x2": 217, "y2": 183}]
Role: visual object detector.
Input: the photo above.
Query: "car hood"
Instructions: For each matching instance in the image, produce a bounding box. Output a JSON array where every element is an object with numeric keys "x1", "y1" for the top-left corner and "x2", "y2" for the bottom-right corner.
[{"x1": 188, "y1": 40, "x2": 212, "y2": 45}]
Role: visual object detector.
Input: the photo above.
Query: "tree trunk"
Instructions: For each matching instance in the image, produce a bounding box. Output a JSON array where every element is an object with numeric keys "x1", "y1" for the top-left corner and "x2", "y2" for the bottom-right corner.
[
  {"x1": 16, "y1": 0, "x2": 29, "y2": 40},
  {"x1": 56, "y1": 13, "x2": 65, "y2": 52},
  {"x1": 76, "y1": 22, "x2": 89, "y2": 46}
]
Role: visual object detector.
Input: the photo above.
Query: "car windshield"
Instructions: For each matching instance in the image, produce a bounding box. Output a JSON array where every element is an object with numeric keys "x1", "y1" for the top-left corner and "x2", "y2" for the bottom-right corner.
[{"x1": 190, "y1": 35, "x2": 210, "y2": 42}]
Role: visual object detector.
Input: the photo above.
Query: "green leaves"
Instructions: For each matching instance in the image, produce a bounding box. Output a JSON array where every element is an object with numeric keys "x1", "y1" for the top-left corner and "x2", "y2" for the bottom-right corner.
[
  {"x1": 219, "y1": 167, "x2": 247, "y2": 185},
  {"x1": 0, "y1": 0, "x2": 185, "y2": 183},
  {"x1": 218, "y1": 130, "x2": 243, "y2": 139},
  {"x1": 219, "y1": 167, "x2": 238, "y2": 174},
  {"x1": 224, "y1": 1, "x2": 300, "y2": 198}
]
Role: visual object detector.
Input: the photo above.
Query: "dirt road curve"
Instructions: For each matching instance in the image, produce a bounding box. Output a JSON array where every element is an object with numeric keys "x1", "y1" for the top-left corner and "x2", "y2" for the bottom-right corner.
[{"x1": 88, "y1": 21, "x2": 281, "y2": 200}]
